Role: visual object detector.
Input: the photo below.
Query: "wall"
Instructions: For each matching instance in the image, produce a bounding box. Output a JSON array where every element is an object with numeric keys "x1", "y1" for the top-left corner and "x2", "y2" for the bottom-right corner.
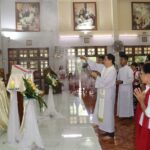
[
  {"x1": 1, "y1": 0, "x2": 150, "y2": 74},
  {"x1": 0, "y1": 0, "x2": 59, "y2": 74},
  {"x1": 0, "y1": 0, "x2": 2, "y2": 68},
  {"x1": 59, "y1": 0, "x2": 112, "y2": 33},
  {"x1": 58, "y1": 0, "x2": 150, "y2": 47}
]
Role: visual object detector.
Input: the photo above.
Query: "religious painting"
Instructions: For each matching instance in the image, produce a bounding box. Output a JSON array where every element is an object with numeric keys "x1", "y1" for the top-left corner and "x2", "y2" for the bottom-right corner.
[
  {"x1": 16, "y1": 2, "x2": 40, "y2": 32},
  {"x1": 132, "y1": 2, "x2": 150, "y2": 30},
  {"x1": 73, "y1": 2, "x2": 97, "y2": 31}
]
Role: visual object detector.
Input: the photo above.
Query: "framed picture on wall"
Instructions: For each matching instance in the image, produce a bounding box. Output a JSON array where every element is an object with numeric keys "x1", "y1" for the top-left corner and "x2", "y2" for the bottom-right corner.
[
  {"x1": 132, "y1": 2, "x2": 150, "y2": 30},
  {"x1": 16, "y1": 2, "x2": 40, "y2": 32},
  {"x1": 73, "y1": 2, "x2": 97, "y2": 31}
]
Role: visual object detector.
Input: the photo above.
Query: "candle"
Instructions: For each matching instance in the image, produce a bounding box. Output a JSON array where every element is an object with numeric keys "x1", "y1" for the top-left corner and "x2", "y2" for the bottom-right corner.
[{"x1": 9, "y1": 79, "x2": 15, "y2": 90}]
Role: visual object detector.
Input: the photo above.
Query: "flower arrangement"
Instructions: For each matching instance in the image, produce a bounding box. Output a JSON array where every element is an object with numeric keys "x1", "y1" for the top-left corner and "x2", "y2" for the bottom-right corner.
[
  {"x1": 23, "y1": 78, "x2": 47, "y2": 110},
  {"x1": 45, "y1": 73, "x2": 60, "y2": 88}
]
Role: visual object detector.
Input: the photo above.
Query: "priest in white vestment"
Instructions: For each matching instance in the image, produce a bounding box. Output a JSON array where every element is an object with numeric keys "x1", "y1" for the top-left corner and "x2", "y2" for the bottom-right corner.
[
  {"x1": 81, "y1": 54, "x2": 117, "y2": 138},
  {"x1": 117, "y1": 54, "x2": 134, "y2": 118},
  {"x1": 80, "y1": 56, "x2": 104, "y2": 125}
]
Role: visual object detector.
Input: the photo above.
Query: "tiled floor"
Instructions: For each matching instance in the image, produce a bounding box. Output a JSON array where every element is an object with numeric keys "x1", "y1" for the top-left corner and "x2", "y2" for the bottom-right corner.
[
  {"x1": 0, "y1": 92, "x2": 101, "y2": 150},
  {"x1": 82, "y1": 92, "x2": 135, "y2": 150}
]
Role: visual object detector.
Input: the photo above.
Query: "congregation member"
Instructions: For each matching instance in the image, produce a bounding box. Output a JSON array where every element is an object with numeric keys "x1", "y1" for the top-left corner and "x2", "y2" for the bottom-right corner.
[
  {"x1": 80, "y1": 54, "x2": 117, "y2": 139},
  {"x1": 117, "y1": 54, "x2": 134, "y2": 118},
  {"x1": 134, "y1": 63, "x2": 150, "y2": 150}
]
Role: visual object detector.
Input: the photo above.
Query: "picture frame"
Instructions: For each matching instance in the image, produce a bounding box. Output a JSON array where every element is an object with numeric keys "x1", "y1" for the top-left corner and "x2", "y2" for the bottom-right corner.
[
  {"x1": 16, "y1": 2, "x2": 40, "y2": 32},
  {"x1": 73, "y1": 2, "x2": 97, "y2": 31},
  {"x1": 132, "y1": 2, "x2": 150, "y2": 30}
]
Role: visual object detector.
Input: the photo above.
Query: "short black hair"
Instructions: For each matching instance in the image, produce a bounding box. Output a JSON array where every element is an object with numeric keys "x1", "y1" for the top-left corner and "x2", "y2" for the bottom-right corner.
[
  {"x1": 106, "y1": 53, "x2": 115, "y2": 65},
  {"x1": 120, "y1": 54, "x2": 128, "y2": 60},
  {"x1": 143, "y1": 63, "x2": 150, "y2": 74},
  {"x1": 131, "y1": 62, "x2": 138, "y2": 67}
]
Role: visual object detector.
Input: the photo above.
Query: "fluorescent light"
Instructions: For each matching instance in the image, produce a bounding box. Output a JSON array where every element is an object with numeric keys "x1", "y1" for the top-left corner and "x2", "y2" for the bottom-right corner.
[
  {"x1": 1, "y1": 31, "x2": 22, "y2": 40},
  {"x1": 60, "y1": 35, "x2": 79, "y2": 38},
  {"x1": 119, "y1": 34, "x2": 138, "y2": 37},
  {"x1": 62, "y1": 134, "x2": 82, "y2": 138},
  {"x1": 93, "y1": 34, "x2": 112, "y2": 38}
]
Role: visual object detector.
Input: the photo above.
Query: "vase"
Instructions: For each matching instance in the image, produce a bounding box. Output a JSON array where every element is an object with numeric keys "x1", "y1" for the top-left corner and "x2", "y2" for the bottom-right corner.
[{"x1": 20, "y1": 99, "x2": 44, "y2": 149}]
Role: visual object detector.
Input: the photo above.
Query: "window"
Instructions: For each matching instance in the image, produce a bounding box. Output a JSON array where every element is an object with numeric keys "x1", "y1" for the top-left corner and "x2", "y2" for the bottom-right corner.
[
  {"x1": 8, "y1": 48, "x2": 49, "y2": 76},
  {"x1": 68, "y1": 48, "x2": 75, "y2": 56},
  {"x1": 20, "y1": 61, "x2": 28, "y2": 68},
  {"x1": 97, "y1": 48, "x2": 106, "y2": 55},
  {"x1": 19, "y1": 49, "x2": 28, "y2": 58},
  {"x1": 125, "y1": 47, "x2": 133, "y2": 55},
  {"x1": 144, "y1": 47, "x2": 150, "y2": 54},
  {"x1": 124, "y1": 46, "x2": 150, "y2": 64},
  {"x1": 135, "y1": 47, "x2": 142, "y2": 55},
  {"x1": 68, "y1": 59, "x2": 75, "y2": 73},
  {"x1": 29, "y1": 49, "x2": 38, "y2": 57},
  {"x1": 87, "y1": 48, "x2": 95, "y2": 56},
  {"x1": 40, "y1": 60, "x2": 49, "y2": 76},
  {"x1": 77, "y1": 48, "x2": 85, "y2": 56},
  {"x1": 67, "y1": 46, "x2": 107, "y2": 74}
]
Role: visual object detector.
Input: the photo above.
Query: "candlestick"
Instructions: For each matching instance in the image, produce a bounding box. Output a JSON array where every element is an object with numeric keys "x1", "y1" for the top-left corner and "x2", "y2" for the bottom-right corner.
[{"x1": 9, "y1": 79, "x2": 15, "y2": 90}]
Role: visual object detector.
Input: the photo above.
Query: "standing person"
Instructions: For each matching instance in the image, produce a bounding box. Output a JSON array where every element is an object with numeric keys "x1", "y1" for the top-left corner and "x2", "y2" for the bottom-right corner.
[
  {"x1": 117, "y1": 54, "x2": 134, "y2": 118},
  {"x1": 131, "y1": 62, "x2": 140, "y2": 110},
  {"x1": 131, "y1": 62, "x2": 140, "y2": 90},
  {"x1": 134, "y1": 63, "x2": 150, "y2": 150},
  {"x1": 81, "y1": 55, "x2": 104, "y2": 124},
  {"x1": 80, "y1": 54, "x2": 117, "y2": 139}
]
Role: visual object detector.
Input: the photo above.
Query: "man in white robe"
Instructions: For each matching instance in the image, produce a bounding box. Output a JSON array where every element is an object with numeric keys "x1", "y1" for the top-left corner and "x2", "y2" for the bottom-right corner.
[
  {"x1": 81, "y1": 56, "x2": 104, "y2": 122},
  {"x1": 117, "y1": 54, "x2": 134, "y2": 118},
  {"x1": 81, "y1": 54, "x2": 117, "y2": 138}
]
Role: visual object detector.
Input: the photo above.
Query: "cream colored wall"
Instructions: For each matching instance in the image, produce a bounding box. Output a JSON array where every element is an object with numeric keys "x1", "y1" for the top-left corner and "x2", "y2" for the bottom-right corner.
[
  {"x1": 118, "y1": 0, "x2": 150, "y2": 34},
  {"x1": 59, "y1": 0, "x2": 150, "y2": 35},
  {"x1": 59, "y1": 0, "x2": 112, "y2": 33}
]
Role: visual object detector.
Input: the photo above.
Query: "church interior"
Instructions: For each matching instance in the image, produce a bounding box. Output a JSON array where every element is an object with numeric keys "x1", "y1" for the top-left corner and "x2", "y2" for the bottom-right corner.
[{"x1": 0, "y1": 0, "x2": 150, "y2": 150}]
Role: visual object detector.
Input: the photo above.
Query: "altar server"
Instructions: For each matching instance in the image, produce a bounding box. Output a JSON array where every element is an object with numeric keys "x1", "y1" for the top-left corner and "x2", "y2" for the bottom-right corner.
[{"x1": 117, "y1": 54, "x2": 134, "y2": 118}]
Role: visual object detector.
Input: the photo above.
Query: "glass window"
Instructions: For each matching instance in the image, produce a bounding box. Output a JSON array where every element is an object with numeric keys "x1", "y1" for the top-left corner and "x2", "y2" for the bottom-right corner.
[
  {"x1": 144, "y1": 47, "x2": 150, "y2": 54},
  {"x1": 87, "y1": 48, "x2": 95, "y2": 56},
  {"x1": 128, "y1": 57, "x2": 133, "y2": 65},
  {"x1": 125, "y1": 47, "x2": 133, "y2": 55},
  {"x1": 40, "y1": 60, "x2": 48, "y2": 76},
  {"x1": 97, "y1": 48, "x2": 105, "y2": 55},
  {"x1": 9, "y1": 50, "x2": 18, "y2": 58},
  {"x1": 135, "y1": 47, "x2": 142, "y2": 54},
  {"x1": 20, "y1": 61, "x2": 27, "y2": 68},
  {"x1": 67, "y1": 48, "x2": 75, "y2": 56},
  {"x1": 135, "y1": 56, "x2": 147, "y2": 63},
  {"x1": 77, "y1": 48, "x2": 85, "y2": 56},
  {"x1": 29, "y1": 60, "x2": 38, "y2": 70},
  {"x1": 40, "y1": 49, "x2": 48, "y2": 57},
  {"x1": 19, "y1": 49, "x2": 27, "y2": 58},
  {"x1": 29, "y1": 49, "x2": 38, "y2": 57},
  {"x1": 68, "y1": 59, "x2": 75, "y2": 73}
]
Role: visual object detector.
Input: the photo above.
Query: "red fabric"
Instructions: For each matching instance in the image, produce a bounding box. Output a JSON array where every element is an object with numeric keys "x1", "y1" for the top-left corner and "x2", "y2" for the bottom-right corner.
[{"x1": 135, "y1": 88, "x2": 150, "y2": 150}]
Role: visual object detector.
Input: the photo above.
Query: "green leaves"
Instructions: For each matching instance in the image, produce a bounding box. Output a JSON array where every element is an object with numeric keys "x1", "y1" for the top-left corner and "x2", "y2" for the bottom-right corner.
[{"x1": 22, "y1": 78, "x2": 47, "y2": 111}]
